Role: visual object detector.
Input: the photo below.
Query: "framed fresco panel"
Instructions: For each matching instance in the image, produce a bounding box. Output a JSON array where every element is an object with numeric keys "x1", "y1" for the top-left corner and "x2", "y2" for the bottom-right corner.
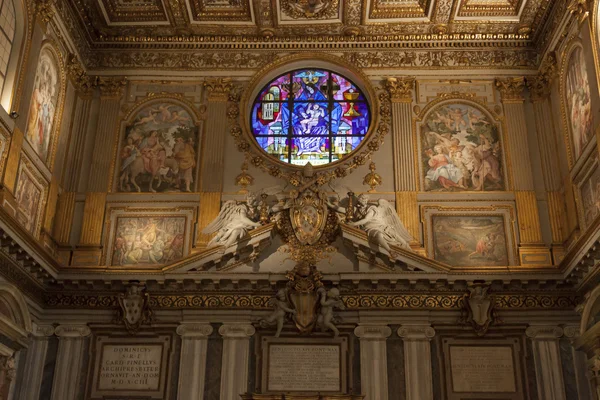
[
  {"x1": 114, "y1": 99, "x2": 201, "y2": 193},
  {"x1": 417, "y1": 100, "x2": 505, "y2": 192},
  {"x1": 24, "y1": 45, "x2": 63, "y2": 165},
  {"x1": 574, "y1": 154, "x2": 600, "y2": 230},
  {"x1": 104, "y1": 207, "x2": 195, "y2": 268},
  {"x1": 14, "y1": 157, "x2": 47, "y2": 237},
  {"x1": 422, "y1": 206, "x2": 517, "y2": 267}
]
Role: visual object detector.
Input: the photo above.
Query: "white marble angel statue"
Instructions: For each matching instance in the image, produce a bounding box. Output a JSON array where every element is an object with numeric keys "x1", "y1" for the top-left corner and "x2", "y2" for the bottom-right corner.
[
  {"x1": 202, "y1": 196, "x2": 262, "y2": 248},
  {"x1": 259, "y1": 289, "x2": 297, "y2": 337},
  {"x1": 348, "y1": 196, "x2": 413, "y2": 255},
  {"x1": 317, "y1": 287, "x2": 345, "y2": 338}
]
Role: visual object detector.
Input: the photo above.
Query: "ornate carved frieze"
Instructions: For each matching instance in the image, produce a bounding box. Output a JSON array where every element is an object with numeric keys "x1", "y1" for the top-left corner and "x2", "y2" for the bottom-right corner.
[{"x1": 495, "y1": 77, "x2": 526, "y2": 102}]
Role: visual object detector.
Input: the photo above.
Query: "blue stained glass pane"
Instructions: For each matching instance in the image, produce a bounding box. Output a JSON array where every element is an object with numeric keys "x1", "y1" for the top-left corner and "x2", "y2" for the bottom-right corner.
[
  {"x1": 331, "y1": 73, "x2": 365, "y2": 101},
  {"x1": 291, "y1": 137, "x2": 330, "y2": 166},
  {"x1": 293, "y1": 70, "x2": 329, "y2": 100},
  {"x1": 339, "y1": 102, "x2": 369, "y2": 135},
  {"x1": 250, "y1": 68, "x2": 370, "y2": 165},
  {"x1": 292, "y1": 102, "x2": 329, "y2": 136},
  {"x1": 251, "y1": 102, "x2": 289, "y2": 136}
]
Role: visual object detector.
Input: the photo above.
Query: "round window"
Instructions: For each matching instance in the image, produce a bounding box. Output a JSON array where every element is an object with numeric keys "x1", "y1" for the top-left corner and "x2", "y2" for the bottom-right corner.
[{"x1": 250, "y1": 69, "x2": 371, "y2": 166}]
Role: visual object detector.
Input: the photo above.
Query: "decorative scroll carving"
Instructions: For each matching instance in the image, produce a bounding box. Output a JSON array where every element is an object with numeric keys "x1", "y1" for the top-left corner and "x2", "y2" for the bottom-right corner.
[{"x1": 495, "y1": 77, "x2": 525, "y2": 102}]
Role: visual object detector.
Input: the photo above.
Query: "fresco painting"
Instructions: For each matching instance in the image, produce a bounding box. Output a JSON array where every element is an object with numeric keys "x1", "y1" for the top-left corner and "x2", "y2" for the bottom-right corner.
[
  {"x1": 421, "y1": 103, "x2": 503, "y2": 192},
  {"x1": 119, "y1": 103, "x2": 199, "y2": 193},
  {"x1": 432, "y1": 215, "x2": 509, "y2": 267},
  {"x1": 566, "y1": 47, "x2": 594, "y2": 161},
  {"x1": 25, "y1": 48, "x2": 59, "y2": 162},
  {"x1": 111, "y1": 216, "x2": 186, "y2": 266},
  {"x1": 14, "y1": 165, "x2": 43, "y2": 235}
]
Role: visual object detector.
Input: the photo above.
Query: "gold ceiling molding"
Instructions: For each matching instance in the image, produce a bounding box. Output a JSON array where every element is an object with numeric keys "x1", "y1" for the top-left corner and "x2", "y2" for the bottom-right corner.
[
  {"x1": 456, "y1": 0, "x2": 526, "y2": 18},
  {"x1": 280, "y1": 0, "x2": 339, "y2": 19},
  {"x1": 98, "y1": 0, "x2": 168, "y2": 24},
  {"x1": 187, "y1": 0, "x2": 253, "y2": 22},
  {"x1": 367, "y1": 0, "x2": 432, "y2": 19}
]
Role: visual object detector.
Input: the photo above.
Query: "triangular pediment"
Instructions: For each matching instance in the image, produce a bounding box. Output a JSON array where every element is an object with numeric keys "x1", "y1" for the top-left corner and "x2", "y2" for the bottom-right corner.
[{"x1": 162, "y1": 222, "x2": 449, "y2": 275}]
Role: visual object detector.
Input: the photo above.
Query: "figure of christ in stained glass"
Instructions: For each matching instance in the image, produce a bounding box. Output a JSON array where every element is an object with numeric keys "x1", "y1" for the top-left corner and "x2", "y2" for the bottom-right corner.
[{"x1": 250, "y1": 68, "x2": 371, "y2": 165}]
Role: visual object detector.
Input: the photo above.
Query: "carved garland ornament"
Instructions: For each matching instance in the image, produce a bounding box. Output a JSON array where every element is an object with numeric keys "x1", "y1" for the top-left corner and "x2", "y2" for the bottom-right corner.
[{"x1": 229, "y1": 54, "x2": 388, "y2": 187}]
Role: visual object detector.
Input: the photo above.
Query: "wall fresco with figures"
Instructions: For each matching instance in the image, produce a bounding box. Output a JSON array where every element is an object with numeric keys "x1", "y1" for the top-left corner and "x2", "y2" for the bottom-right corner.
[
  {"x1": 24, "y1": 47, "x2": 60, "y2": 163},
  {"x1": 431, "y1": 215, "x2": 509, "y2": 267},
  {"x1": 118, "y1": 102, "x2": 199, "y2": 193},
  {"x1": 14, "y1": 161, "x2": 45, "y2": 236},
  {"x1": 111, "y1": 216, "x2": 187, "y2": 266},
  {"x1": 420, "y1": 103, "x2": 503, "y2": 192}
]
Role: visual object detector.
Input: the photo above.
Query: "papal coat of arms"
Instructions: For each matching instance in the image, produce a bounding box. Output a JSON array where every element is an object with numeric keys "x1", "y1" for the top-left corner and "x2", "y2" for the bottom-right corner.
[
  {"x1": 460, "y1": 285, "x2": 499, "y2": 336},
  {"x1": 290, "y1": 190, "x2": 328, "y2": 245},
  {"x1": 117, "y1": 284, "x2": 153, "y2": 334}
]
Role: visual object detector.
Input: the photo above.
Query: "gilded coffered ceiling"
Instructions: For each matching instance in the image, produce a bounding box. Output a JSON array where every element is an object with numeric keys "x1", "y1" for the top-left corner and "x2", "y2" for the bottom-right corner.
[{"x1": 63, "y1": 0, "x2": 554, "y2": 44}]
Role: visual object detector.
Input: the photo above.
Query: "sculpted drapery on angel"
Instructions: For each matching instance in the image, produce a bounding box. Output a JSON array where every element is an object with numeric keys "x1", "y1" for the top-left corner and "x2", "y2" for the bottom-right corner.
[
  {"x1": 202, "y1": 193, "x2": 261, "y2": 248},
  {"x1": 348, "y1": 195, "x2": 413, "y2": 256}
]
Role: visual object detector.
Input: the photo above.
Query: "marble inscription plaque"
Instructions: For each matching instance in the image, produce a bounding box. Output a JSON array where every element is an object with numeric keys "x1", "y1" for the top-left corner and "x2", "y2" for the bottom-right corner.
[
  {"x1": 450, "y1": 346, "x2": 516, "y2": 393},
  {"x1": 267, "y1": 344, "x2": 341, "y2": 392},
  {"x1": 98, "y1": 344, "x2": 162, "y2": 390}
]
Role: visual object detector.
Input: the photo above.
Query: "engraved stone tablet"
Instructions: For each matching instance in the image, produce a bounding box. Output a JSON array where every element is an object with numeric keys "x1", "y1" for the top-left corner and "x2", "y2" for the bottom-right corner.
[
  {"x1": 98, "y1": 344, "x2": 163, "y2": 390},
  {"x1": 262, "y1": 338, "x2": 348, "y2": 394},
  {"x1": 88, "y1": 335, "x2": 172, "y2": 400},
  {"x1": 450, "y1": 346, "x2": 516, "y2": 393}
]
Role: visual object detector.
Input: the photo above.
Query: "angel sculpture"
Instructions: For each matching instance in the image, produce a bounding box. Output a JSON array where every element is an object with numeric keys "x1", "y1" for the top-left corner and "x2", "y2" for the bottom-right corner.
[
  {"x1": 259, "y1": 289, "x2": 297, "y2": 337},
  {"x1": 202, "y1": 195, "x2": 262, "y2": 248},
  {"x1": 348, "y1": 196, "x2": 413, "y2": 256},
  {"x1": 317, "y1": 287, "x2": 345, "y2": 337}
]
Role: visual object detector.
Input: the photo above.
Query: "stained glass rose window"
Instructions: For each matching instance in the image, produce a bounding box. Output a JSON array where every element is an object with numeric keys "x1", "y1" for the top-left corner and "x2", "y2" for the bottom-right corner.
[{"x1": 250, "y1": 69, "x2": 371, "y2": 166}]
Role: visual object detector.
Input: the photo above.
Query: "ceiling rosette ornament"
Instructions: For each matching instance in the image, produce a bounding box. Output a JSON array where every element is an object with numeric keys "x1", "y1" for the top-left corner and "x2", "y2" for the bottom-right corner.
[
  {"x1": 280, "y1": 0, "x2": 339, "y2": 19},
  {"x1": 230, "y1": 53, "x2": 388, "y2": 188}
]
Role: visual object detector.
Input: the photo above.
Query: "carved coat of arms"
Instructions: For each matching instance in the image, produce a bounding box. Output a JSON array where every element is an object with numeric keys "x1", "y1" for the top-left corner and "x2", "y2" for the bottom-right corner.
[
  {"x1": 290, "y1": 190, "x2": 328, "y2": 245},
  {"x1": 117, "y1": 284, "x2": 153, "y2": 334},
  {"x1": 460, "y1": 285, "x2": 499, "y2": 336}
]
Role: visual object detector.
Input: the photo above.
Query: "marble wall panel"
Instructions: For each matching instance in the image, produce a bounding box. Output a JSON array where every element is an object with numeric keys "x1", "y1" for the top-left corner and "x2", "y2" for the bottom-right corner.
[
  {"x1": 204, "y1": 324, "x2": 223, "y2": 400},
  {"x1": 386, "y1": 328, "x2": 405, "y2": 400},
  {"x1": 39, "y1": 336, "x2": 58, "y2": 400}
]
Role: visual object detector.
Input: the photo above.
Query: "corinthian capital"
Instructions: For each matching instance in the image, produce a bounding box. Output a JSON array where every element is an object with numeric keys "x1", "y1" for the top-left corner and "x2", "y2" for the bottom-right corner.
[
  {"x1": 66, "y1": 54, "x2": 93, "y2": 95},
  {"x1": 95, "y1": 76, "x2": 127, "y2": 98},
  {"x1": 568, "y1": 0, "x2": 590, "y2": 24},
  {"x1": 384, "y1": 77, "x2": 415, "y2": 102},
  {"x1": 495, "y1": 77, "x2": 525, "y2": 102},
  {"x1": 204, "y1": 78, "x2": 234, "y2": 102}
]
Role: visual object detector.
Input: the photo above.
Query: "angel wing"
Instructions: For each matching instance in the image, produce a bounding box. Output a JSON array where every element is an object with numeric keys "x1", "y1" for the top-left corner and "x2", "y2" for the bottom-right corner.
[
  {"x1": 378, "y1": 199, "x2": 413, "y2": 245},
  {"x1": 202, "y1": 200, "x2": 242, "y2": 235}
]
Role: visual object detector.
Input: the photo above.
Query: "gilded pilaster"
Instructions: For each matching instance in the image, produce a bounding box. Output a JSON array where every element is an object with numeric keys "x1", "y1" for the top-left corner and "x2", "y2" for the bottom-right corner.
[
  {"x1": 527, "y1": 57, "x2": 567, "y2": 260},
  {"x1": 496, "y1": 77, "x2": 549, "y2": 265},
  {"x1": 196, "y1": 192, "x2": 222, "y2": 247},
  {"x1": 53, "y1": 191, "x2": 76, "y2": 245},
  {"x1": 2, "y1": 127, "x2": 23, "y2": 195},
  {"x1": 201, "y1": 78, "x2": 232, "y2": 193},
  {"x1": 385, "y1": 77, "x2": 420, "y2": 246},
  {"x1": 78, "y1": 192, "x2": 107, "y2": 246}
]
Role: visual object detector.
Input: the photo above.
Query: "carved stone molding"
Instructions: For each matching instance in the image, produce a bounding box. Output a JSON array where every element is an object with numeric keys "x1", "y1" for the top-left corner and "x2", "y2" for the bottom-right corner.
[
  {"x1": 495, "y1": 77, "x2": 525, "y2": 102},
  {"x1": 95, "y1": 76, "x2": 127, "y2": 98},
  {"x1": 218, "y1": 324, "x2": 256, "y2": 338},
  {"x1": 204, "y1": 78, "x2": 234, "y2": 102},
  {"x1": 397, "y1": 324, "x2": 436, "y2": 340},
  {"x1": 384, "y1": 77, "x2": 415, "y2": 103},
  {"x1": 176, "y1": 323, "x2": 214, "y2": 338},
  {"x1": 354, "y1": 325, "x2": 392, "y2": 339},
  {"x1": 33, "y1": 324, "x2": 55, "y2": 338},
  {"x1": 54, "y1": 324, "x2": 92, "y2": 338},
  {"x1": 525, "y1": 325, "x2": 564, "y2": 340}
]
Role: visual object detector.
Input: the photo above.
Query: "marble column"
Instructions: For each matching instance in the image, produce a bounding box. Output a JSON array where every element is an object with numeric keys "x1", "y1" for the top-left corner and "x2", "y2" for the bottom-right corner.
[
  {"x1": 495, "y1": 77, "x2": 549, "y2": 265},
  {"x1": 177, "y1": 323, "x2": 213, "y2": 400},
  {"x1": 50, "y1": 325, "x2": 91, "y2": 400},
  {"x1": 18, "y1": 325, "x2": 54, "y2": 400},
  {"x1": 398, "y1": 324, "x2": 435, "y2": 400},
  {"x1": 384, "y1": 77, "x2": 420, "y2": 246},
  {"x1": 219, "y1": 324, "x2": 255, "y2": 400},
  {"x1": 354, "y1": 325, "x2": 392, "y2": 400},
  {"x1": 526, "y1": 325, "x2": 566, "y2": 400}
]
